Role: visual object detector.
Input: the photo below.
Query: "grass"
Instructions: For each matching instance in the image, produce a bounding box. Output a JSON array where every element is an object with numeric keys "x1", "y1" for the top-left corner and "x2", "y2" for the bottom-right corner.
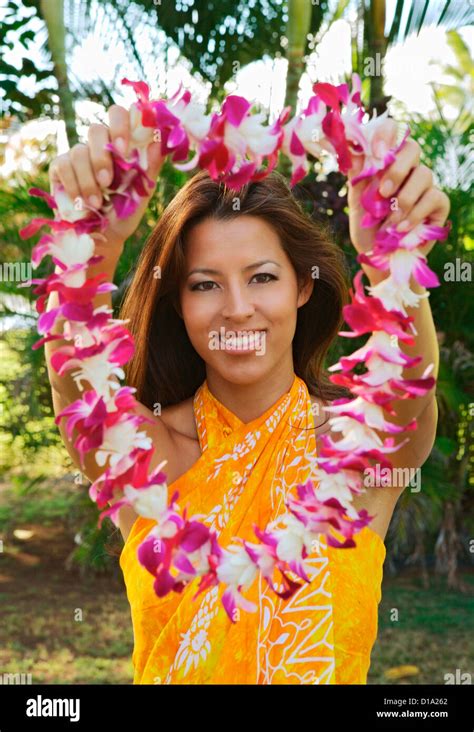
[
  {"x1": 0, "y1": 516, "x2": 133, "y2": 684},
  {"x1": 368, "y1": 572, "x2": 474, "y2": 684}
]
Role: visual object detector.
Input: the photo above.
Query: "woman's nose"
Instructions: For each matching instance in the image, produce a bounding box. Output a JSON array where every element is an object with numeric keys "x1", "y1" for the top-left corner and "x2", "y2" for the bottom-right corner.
[{"x1": 221, "y1": 285, "x2": 255, "y2": 319}]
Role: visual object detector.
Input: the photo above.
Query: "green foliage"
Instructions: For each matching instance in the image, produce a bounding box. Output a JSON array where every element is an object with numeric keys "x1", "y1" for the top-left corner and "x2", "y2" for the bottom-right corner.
[
  {"x1": 368, "y1": 574, "x2": 474, "y2": 684},
  {"x1": 387, "y1": 0, "x2": 473, "y2": 45},
  {"x1": 1, "y1": 0, "x2": 328, "y2": 120},
  {"x1": 0, "y1": 170, "x2": 56, "y2": 300},
  {"x1": 0, "y1": 330, "x2": 65, "y2": 474},
  {"x1": 0, "y1": 0, "x2": 58, "y2": 121}
]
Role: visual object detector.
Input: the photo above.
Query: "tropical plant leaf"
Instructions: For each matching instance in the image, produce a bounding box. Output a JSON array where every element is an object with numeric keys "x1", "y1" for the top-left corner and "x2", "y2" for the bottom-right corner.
[{"x1": 388, "y1": 0, "x2": 474, "y2": 45}]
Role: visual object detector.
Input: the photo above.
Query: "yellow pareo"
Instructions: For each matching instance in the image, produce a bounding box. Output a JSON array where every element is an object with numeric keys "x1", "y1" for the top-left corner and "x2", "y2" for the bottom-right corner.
[{"x1": 120, "y1": 373, "x2": 386, "y2": 684}]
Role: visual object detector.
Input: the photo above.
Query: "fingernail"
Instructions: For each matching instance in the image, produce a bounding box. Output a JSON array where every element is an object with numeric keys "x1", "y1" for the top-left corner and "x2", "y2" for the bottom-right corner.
[
  {"x1": 115, "y1": 137, "x2": 126, "y2": 154},
  {"x1": 379, "y1": 180, "x2": 393, "y2": 197},
  {"x1": 97, "y1": 169, "x2": 111, "y2": 186},
  {"x1": 88, "y1": 195, "x2": 101, "y2": 208},
  {"x1": 397, "y1": 219, "x2": 411, "y2": 231}
]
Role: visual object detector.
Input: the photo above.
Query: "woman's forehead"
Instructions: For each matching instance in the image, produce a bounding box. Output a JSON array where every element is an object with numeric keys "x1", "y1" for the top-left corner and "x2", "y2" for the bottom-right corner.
[{"x1": 184, "y1": 216, "x2": 283, "y2": 262}]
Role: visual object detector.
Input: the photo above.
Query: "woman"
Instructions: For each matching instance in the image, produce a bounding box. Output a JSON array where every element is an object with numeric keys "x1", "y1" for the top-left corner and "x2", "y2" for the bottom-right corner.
[{"x1": 46, "y1": 104, "x2": 450, "y2": 684}]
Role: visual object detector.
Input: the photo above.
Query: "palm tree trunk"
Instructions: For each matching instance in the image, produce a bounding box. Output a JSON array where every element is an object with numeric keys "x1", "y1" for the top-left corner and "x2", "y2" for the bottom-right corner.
[
  {"x1": 279, "y1": 0, "x2": 312, "y2": 177},
  {"x1": 39, "y1": 0, "x2": 78, "y2": 147},
  {"x1": 367, "y1": 0, "x2": 389, "y2": 113},
  {"x1": 284, "y1": 0, "x2": 312, "y2": 113}
]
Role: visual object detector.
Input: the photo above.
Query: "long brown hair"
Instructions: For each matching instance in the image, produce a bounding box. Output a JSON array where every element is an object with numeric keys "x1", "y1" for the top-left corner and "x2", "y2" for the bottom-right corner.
[{"x1": 119, "y1": 169, "x2": 351, "y2": 411}]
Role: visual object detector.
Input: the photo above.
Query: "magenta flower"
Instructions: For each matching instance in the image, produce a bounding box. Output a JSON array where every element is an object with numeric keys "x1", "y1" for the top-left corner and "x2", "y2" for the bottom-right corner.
[
  {"x1": 50, "y1": 324, "x2": 135, "y2": 401},
  {"x1": 349, "y1": 118, "x2": 411, "y2": 185},
  {"x1": 281, "y1": 96, "x2": 325, "y2": 186},
  {"x1": 92, "y1": 446, "x2": 168, "y2": 517},
  {"x1": 360, "y1": 177, "x2": 393, "y2": 227},
  {"x1": 19, "y1": 184, "x2": 107, "y2": 240},
  {"x1": 338, "y1": 271, "x2": 414, "y2": 342},
  {"x1": 56, "y1": 385, "x2": 153, "y2": 471},
  {"x1": 359, "y1": 221, "x2": 451, "y2": 287},
  {"x1": 103, "y1": 142, "x2": 155, "y2": 219},
  {"x1": 196, "y1": 95, "x2": 286, "y2": 189},
  {"x1": 285, "y1": 480, "x2": 373, "y2": 549}
]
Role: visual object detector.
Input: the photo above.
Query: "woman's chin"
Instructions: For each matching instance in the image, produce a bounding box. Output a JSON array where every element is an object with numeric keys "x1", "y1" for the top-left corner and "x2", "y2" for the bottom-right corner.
[{"x1": 208, "y1": 356, "x2": 271, "y2": 385}]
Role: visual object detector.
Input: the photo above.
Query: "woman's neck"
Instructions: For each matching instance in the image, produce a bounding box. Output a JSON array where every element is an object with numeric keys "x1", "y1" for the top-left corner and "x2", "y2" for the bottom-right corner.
[{"x1": 205, "y1": 364, "x2": 297, "y2": 424}]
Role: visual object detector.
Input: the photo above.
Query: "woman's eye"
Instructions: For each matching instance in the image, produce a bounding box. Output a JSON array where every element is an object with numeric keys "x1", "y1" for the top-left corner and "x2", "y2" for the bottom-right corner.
[
  {"x1": 190, "y1": 273, "x2": 277, "y2": 292},
  {"x1": 252, "y1": 273, "x2": 277, "y2": 284},
  {"x1": 191, "y1": 281, "x2": 215, "y2": 292}
]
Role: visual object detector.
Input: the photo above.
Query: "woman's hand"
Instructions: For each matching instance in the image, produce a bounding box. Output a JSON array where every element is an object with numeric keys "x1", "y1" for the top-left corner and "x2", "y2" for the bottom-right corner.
[
  {"x1": 347, "y1": 120, "x2": 450, "y2": 262},
  {"x1": 48, "y1": 104, "x2": 164, "y2": 254}
]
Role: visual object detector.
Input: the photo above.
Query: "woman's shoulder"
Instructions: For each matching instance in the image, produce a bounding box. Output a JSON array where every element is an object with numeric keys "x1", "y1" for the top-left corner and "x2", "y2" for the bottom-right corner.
[{"x1": 160, "y1": 396, "x2": 199, "y2": 441}]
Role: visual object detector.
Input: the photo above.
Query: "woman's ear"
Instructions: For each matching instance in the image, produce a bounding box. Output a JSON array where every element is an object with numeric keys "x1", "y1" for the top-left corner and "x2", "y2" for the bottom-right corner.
[{"x1": 297, "y1": 274, "x2": 314, "y2": 308}]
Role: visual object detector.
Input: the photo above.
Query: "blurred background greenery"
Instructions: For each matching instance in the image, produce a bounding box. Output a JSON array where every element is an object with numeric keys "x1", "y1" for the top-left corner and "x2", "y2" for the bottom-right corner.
[{"x1": 0, "y1": 0, "x2": 472, "y2": 684}]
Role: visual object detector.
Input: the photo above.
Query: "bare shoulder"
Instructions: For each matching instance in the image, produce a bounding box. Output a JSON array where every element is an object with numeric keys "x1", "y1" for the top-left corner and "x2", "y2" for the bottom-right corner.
[{"x1": 160, "y1": 396, "x2": 198, "y2": 440}]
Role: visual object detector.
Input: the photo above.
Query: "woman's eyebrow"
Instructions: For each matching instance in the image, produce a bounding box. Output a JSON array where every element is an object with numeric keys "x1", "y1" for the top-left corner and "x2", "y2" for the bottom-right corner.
[{"x1": 187, "y1": 260, "x2": 282, "y2": 277}]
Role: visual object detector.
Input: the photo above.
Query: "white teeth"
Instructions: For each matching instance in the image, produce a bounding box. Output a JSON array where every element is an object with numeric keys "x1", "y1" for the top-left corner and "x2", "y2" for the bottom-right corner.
[{"x1": 221, "y1": 331, "x2": 265, "y2": 348}]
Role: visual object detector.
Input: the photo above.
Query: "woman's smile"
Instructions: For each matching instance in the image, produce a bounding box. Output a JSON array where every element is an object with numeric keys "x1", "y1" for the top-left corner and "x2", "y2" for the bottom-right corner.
[{"x1": 219, "y1": 329, "x2": 267, "y2": 354}]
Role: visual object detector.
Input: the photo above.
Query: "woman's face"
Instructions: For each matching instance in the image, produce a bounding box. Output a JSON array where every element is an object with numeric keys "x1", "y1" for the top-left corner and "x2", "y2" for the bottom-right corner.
[{"x1": 178, "y1": 215, "x2": 313, "y2": 385}]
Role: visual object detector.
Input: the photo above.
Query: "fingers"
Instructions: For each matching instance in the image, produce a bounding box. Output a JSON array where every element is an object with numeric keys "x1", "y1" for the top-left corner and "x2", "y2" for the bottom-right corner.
[
  {"x1": 88, "y1": 123, "x2": 113, "y2": 189},
  {"x1": 48, "y1": 104, "x2": 131, "y2": 208},
  {"x1": 108, "y1": 104, "x2": 130, "y2": 156},
  {"x1": 393, "y1": 188, "x2": 450, "y2": 232},
  {"x1": 69, "y1": 144, "x2": 103, "y2": 209},
  {"x1": 384, "y1": 164, "x2": 432, "y2": 227},
  {"x1": 378, "y1": 138, "x2": 421, "y2": 198},
  {"x1": 50, "y1": 143, "x2": 103, "y2": 210},
  {"x1": 372, "y1": 119, "x2": 398, "y2": 158},
  {"x1": 348, "y1": 119, "x2": 398, "y2": 185},
  {"x1": 49, "y1": 103, "x2": 160, "y2": 209},
  {"x1": 146, "y1": 140, "x2": 164, "y2": 182},
  {"x1": 49, "y1": 154, "x2": 81, "y2": 202}
]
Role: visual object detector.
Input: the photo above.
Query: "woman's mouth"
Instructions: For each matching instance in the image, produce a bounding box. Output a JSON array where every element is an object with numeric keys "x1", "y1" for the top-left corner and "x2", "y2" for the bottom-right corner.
[{"x1": 219, "y1": 329, "x2": 267, "y2": 353}]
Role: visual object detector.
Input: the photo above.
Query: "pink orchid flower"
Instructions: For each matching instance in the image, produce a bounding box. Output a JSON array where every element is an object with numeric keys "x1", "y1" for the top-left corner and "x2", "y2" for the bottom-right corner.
[
  {"x1": 349, "y1": 116, "x2": 410, "y2": 185},
  {"x1": 103, "y1": 142, "x2": 155, "y2": 218},
  {"x1": 197, "y1": 95, "x2": 285, "y2": 189},
  {"x1": 50, "y1": 326, "x2": 134, "y2": 400},
  {"x1": 285, "y1": 480, "x2": 373, "y2": 549},
  {"x1": 92, "y1": 446, "x2": 169, "y2": 518},
  {"x1": 121, "y1": 78, "x2": 158, "y2": 167},
  {"x1": 338, "y1": 271, "x2": 415, "y2": 340},
  {"x1": 281, "y1": 96, "x2": 326, "y2": 186}
]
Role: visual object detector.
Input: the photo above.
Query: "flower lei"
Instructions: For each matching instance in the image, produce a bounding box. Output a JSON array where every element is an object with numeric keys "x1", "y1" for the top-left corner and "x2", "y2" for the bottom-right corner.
[{"x1": 20, "y1": 74, "x2": 450, "y2": 623}]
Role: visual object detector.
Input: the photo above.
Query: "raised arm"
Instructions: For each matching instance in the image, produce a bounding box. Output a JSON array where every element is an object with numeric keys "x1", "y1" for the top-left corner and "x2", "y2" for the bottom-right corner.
[
  {"x1": 346, "y1": 124, "x2": 450, "y2": 491},
  {"x1": 44, "y1": 106, "x2": 175, "y2": 524}
]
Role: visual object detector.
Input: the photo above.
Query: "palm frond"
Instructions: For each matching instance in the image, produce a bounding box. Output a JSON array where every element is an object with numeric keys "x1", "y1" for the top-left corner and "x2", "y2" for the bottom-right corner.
[{"x1": 389, "y1": 0, "x2": 473, "y2": 45}]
